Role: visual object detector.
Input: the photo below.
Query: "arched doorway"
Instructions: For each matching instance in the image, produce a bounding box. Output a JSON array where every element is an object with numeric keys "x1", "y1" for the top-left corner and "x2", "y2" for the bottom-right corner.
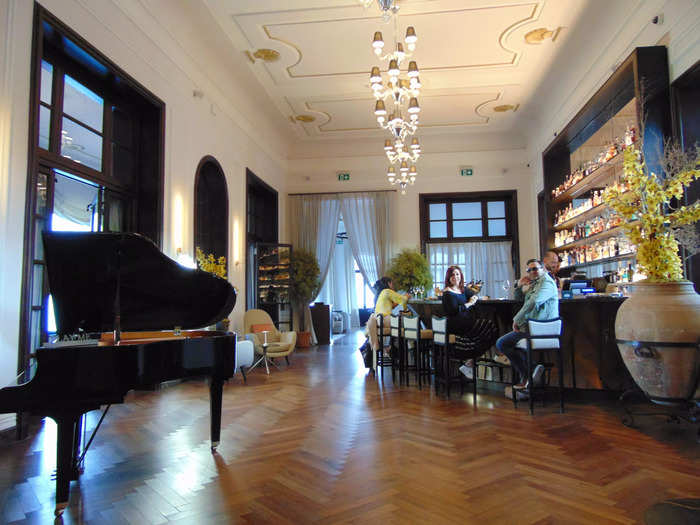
[{"x1": 194, "y1": 156, "x2": 228, "y2": 274}]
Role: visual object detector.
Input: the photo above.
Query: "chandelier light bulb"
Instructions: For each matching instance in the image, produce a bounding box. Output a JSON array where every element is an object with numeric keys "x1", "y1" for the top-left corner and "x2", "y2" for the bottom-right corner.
[
  {"x1": 374, "y1": 99, "x2": 387, "y2": 116},
  {"x1": 410, "y1": 137, "x2": 420, "y2": 149},
  {"x1": 372, "y1": 31, "x2": 384, "y2": 51},
  {"x1": 370, "y1": 66, "x2": 382, "y2": 83},
  {"x1": 384, "y1": 139, "x2": 393, "y2": 151},
  {"x1": 408, "y1": 97, "x2": 420, "y2": 114},
  {"x1": 400, "y1": 160, "x2": 409, "y2": 172},
  {"x1": 405, "y1": 26, "x2": 417, "y2": 44},
  {"x1": 410, "y1": 76, "x2": 422, "y2": 89},
  {"x1": 388, "y1": 59, "x2": 400, "y2": 77},
  {"x1": 407, "y1": 61, "x2": 419, "y2": 78},
  {"x1": 409, "y1": 165, "x2": 417, "y2": 175}
]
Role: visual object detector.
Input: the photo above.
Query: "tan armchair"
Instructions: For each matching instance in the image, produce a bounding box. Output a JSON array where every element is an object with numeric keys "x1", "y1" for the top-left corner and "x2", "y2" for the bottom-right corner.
[{"x1": 243, "y1": 309, "x2": 296, "y2": 373}]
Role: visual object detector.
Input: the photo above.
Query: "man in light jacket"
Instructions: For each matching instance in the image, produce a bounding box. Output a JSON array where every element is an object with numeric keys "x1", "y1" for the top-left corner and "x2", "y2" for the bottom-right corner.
[{"x1": 496, "y1": 258, "x2": 559, "y2": 390}]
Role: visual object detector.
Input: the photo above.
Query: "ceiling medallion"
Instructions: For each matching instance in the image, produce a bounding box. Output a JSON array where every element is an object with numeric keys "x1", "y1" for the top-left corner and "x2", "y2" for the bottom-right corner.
[
  {"x1": 524, "y1": 27, "x2": 561, "y2": 45},
  {"x1": 295, "y1": 115, "x2": 316, "y2": 123},
  {"x1": 493, "y1": 104, "x2": 519, "y2": 113},
  {"x1": 252, "y1": 48, "x2": 280, "y2": 62}
]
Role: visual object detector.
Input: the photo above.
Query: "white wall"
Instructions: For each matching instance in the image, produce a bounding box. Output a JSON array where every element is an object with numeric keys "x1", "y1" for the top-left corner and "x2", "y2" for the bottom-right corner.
[
  {"x1": 0, "y1": 0, "x2": 293, "y2": 401},
  {"x1": 287, "y1": 147, "x2": 537, "y2": 272}
]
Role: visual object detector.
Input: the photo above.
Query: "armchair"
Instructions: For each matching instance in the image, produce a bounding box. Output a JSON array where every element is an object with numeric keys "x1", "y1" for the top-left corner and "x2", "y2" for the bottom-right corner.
[{"x1": 243, "y1": 309, "x2": 297, "y2": 374}]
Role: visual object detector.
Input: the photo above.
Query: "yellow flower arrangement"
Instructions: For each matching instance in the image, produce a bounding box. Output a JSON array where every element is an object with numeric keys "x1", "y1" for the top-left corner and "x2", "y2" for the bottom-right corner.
[
  {"x1": 195, "y1": 247, "x2": 227, "y2": 280},
  {"x1": 602, "y1": 143, "x2": 700, "y2": 281}
]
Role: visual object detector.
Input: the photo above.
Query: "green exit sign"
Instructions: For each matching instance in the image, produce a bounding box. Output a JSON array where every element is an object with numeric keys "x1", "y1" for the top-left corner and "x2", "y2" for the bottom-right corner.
[
  {"x1": 460, "y1": 166, "x2": 474, "y2": 177},
  {"x1": 337, "y1": 172, "x2": 350, "y2": 181}
]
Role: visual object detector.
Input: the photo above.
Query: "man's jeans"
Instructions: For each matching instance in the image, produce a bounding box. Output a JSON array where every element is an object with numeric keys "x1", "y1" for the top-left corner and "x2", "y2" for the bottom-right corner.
[{"x1": 495, "y1": 330, "x2": 528, "y2": 383}]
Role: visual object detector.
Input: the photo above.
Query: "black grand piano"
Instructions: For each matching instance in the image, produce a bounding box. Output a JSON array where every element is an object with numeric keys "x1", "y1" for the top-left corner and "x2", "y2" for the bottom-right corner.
[{"x1": 0, "y1": 232, "x2": 237, "y2": 515}]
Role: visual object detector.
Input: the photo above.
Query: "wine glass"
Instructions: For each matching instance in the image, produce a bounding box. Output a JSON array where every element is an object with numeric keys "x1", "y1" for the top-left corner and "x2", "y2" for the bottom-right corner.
[{"x1": 502, "y1": 279, "x2": 511, "y2": 299}]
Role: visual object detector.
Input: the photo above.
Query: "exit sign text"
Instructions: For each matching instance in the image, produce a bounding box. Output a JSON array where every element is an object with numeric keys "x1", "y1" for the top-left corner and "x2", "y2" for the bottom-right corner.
[
  {"x1": 337, "y1": 172, "x2": 350, "y2": 181},
  {"x1": 460, "y1": 167, "x2": 474, "y2": 177}
]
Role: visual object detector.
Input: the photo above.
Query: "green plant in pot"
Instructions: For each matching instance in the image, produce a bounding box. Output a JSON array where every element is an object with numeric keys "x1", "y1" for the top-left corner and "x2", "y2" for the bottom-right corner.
[
  {"x1": 290, "y1": 249, "x2": 320, "y2": 348},
  {"x1": 387, "y1": 248, "x2": 432, "y2": 297}
]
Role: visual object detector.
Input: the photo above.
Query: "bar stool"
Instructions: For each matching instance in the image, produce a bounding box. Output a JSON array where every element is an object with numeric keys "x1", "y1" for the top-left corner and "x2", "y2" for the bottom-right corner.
[
  {"x1": 374, "y1": 314, "x2": 393, "y2": 379},
  {"x1": 402, "y1": 315, "x2": 433, "y2": 390},
  {"x1": 513, "y1": 317, "x2": 564, "y2": 414},
  {"x1": 389, "y1": 313, "x2": 403, "y2": 384},
  {"x1": 431, "y1": 316, "x2": 459, "y2": 397},
  {"x1": 451, "y1": 319, "x2": 499, "y2": 405}
]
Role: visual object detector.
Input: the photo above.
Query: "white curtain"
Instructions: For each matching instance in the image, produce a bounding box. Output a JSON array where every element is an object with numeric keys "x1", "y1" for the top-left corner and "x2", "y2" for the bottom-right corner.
[
  {"x1": 340, "y1": 192, "x2": 393, "y2": 288},
  {"x1": 288, "y1": 194, "x2": 341, "y2": 342},
  {"x1": 426, "y1": 241, "x2": 515, "y2": 299},
  {"x1": 316, "y1": 233, "x2": 360, "y2": 329}
]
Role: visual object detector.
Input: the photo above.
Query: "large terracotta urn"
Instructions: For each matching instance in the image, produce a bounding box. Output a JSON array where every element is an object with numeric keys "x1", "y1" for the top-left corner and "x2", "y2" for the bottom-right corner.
[{"x1": 615, "y1": 281, "x2": 700, "y2": 404}]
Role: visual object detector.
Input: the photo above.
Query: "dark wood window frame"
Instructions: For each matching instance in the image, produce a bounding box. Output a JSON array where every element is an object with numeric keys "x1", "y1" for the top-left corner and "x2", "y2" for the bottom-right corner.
[
  {"x1": 18, "y1": 3, "x2": 165, "y2": 375},
  {"x1": 419, "y1": 190, "x2": 520, "y2": 276}
]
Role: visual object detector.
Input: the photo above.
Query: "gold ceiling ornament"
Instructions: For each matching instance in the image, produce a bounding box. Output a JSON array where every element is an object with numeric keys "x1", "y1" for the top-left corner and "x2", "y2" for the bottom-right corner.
[
  {"x1": 252, "y1": 48, "x2": 280, "y2": 62},
  {"x1": 524, "y1": 27, "x2": 561, "y2": 45},
  {"x1": 493, "y1": 104, "x2": 520, "y2": 112},
  {"x1": 294, "y1": 115, "x2": 316, "y2": 123}
]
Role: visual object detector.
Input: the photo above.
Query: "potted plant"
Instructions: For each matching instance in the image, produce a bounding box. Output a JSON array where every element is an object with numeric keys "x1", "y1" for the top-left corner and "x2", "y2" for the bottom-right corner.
[
  {"x1": 290, "y1": 249, "x2": 320, "y2": 348},
  {"x1": 387, "y1": 248, "x2": 432, "y2": 296},
  {"x1": 603, "y1": 141, "x2": 700, "y2": 403}
]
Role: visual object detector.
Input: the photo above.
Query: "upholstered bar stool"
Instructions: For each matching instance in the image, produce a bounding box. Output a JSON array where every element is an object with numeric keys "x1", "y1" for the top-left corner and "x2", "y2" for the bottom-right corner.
[
  {"x1": 402, "y1": 315, "x2": 433, "y2": 390},
  {"x1": 431, "y1": 316, "x2": 458, "y2": 397},
  {"x1": 513, "y1": 317, "x2": 564, "y2": 415}
]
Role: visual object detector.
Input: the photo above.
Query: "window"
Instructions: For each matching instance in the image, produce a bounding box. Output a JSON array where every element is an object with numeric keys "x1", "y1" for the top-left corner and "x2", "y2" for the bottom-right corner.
[
  {"x1": 422, "y1": 194, "x2": 513, "y2": 242},
  {"x1": 19, "y1": 6, "x2": 165, "y2": 374},
  {"x1": 354, "y1": 260, "x2": 375, "y2": 309},
  {"x1": 420, "y1": 191, "x2": 519, "y2": 297}
]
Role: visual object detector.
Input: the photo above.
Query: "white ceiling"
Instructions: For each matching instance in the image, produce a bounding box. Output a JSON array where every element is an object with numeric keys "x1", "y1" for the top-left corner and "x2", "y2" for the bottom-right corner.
[
  {"x1": 201, "y1": 0, "x2": 592, "y2": 140},
  {"x1": 136, "y1": 0, "x2": 656, "y2": 156}
]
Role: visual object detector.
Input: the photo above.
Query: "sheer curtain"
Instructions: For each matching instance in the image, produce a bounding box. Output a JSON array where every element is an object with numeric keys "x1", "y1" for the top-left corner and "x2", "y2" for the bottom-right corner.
[
  {"x1": 288, "y1": 194, "x2": 341, "y2": 342},
  {"x1": 316, "y1": 231, "x2": 360, "y2": 330},
  {"x1": 426, "y1": 241, "x2": 515, "y2": 299},
  {"x1": 340, "y1": 192, "x2": 393, "y2": 288}
]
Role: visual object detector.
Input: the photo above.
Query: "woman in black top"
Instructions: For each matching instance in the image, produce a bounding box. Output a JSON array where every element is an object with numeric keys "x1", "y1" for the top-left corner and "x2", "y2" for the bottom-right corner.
[
  {"x1": 441, "y1": 265, "x2": 478, "y2": 335},
  {"x1": 441, "y1": 265, "x2": 497, "y2": 381}
]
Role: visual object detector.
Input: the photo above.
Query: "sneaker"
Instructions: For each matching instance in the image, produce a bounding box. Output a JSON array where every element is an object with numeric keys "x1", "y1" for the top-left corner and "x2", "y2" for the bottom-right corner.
[
  {"x1": 459, "y1": 364, "x2": 474, "y2": 380},
  {"x1": 532, "y1": 364, "x2": 545, "y2": 387},
  {"x1": 493, "y1": 354, "x2": 511, "y2": 366}
]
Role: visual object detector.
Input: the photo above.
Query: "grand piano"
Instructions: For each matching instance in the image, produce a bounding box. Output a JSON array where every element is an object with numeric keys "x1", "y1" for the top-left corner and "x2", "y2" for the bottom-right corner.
[{"x1": 0, "y1": 232, "x2": 237, "y2": 515}]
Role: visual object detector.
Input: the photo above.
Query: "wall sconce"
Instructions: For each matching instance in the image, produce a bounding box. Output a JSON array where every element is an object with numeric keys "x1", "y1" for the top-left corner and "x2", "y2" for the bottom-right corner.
[
  {"x1": 233, "y1": 218, "x2": 241, "y2": 268},
  {"x1": 173, "y1": 193, "x2": 184, "y2": 258}
]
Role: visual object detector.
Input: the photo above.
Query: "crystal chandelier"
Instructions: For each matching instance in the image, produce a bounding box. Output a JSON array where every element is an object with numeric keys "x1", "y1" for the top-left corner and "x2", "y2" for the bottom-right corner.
[{"x1": 363, "y1": 0, "x2": 423, "y2": 194}]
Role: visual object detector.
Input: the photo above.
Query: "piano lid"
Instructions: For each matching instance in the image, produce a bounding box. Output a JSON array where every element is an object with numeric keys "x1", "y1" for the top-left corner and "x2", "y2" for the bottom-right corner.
[{"x1": 42, "y1": 232, "x2": 236, "y2": 335}]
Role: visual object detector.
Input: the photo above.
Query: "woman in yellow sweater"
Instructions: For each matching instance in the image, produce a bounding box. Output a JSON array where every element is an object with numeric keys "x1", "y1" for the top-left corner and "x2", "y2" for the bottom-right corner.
[{"x1": 374, "y1": 279, "x2": 410, "y2": 316}]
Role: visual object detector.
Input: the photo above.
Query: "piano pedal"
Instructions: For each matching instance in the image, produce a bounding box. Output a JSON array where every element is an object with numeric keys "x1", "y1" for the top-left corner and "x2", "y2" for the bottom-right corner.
[{"x1": 55, "y1": 502, "x2": 68, "y2": 516}]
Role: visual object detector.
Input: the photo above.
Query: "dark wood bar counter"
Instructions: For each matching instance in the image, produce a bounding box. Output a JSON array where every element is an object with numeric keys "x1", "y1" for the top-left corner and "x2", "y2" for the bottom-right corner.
[{"x1": 411, "y1": 296, "x2": 635, "y2": 391}]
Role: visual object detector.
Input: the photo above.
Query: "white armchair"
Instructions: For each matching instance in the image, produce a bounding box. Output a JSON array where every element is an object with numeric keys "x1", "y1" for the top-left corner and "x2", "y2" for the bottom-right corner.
[{"x1": 243, "y1": 309, "x2": 296, "y2": 373}]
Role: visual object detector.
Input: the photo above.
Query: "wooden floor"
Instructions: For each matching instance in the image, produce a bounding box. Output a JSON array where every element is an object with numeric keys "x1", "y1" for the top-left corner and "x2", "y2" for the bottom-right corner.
[{"x1": 0, "y1": 331, "x2": 698, "y2": 524}]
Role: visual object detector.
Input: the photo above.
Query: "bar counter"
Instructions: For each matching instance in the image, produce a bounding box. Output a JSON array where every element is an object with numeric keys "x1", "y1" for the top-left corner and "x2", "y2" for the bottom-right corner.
[{"x1": 410, "y1": 296, "x2": 635, "y2": 391}]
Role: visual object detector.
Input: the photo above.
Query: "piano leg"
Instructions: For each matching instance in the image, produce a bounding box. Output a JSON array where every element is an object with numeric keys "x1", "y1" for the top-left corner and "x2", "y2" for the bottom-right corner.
[
  {"x1": 53, "y1": 412, "x2": 80, "y2": 515},
  {"x1": 209, "y1": 378, "x2": 224, "y2": 451}
]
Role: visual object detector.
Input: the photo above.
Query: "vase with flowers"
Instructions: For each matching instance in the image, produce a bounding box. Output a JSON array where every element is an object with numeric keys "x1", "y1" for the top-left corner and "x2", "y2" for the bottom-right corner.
[
  {"x1": 196, "y1": 247, "x2": 230, "y2": 331},
  {"x1": 603, "y1": 141, "x2": 700, "y2": 403}
]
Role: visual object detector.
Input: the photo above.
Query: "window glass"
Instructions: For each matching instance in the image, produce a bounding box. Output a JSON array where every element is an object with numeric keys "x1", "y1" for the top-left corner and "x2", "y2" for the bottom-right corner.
[
  {"x1": 40, "y1": 60, "x2": 53, "y2": 104},
  {"x1": 453, "y1": 220, "x2": 482, "y2": 237},
  {"x1": 429, "y1": 221, "x2": 447, "y2": 238},
  {"x1": 63, "y1": 74, "x2": 103, "y2": 131},
  {"x1": 488, "y1": 219, "x2": 506, "y2": 236},
  {"x1": 61, "y1": 117, "x2": 103, "y2": 171},
  {"x1": 39, "y1": 106, "x2": 51, "y2": 150},
  {"x1": 487, "y1": 201, "x2": 505, "y2": 218},
  {"x1": 429, "y1": 203, "x2": 446, "y2": 220},
  {"x1": 452, "y1": 202, "x2": 481, "y2": 220}
]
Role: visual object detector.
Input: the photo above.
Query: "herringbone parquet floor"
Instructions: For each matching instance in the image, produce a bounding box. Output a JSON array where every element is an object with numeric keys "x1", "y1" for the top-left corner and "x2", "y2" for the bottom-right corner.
[{"x1": 0, "y1": 331, "x2": 698, "y2": 524}]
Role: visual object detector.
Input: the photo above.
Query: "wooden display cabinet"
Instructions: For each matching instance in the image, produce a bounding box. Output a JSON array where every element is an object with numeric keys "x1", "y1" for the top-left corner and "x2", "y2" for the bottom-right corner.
[{"x1": 541, "y1": 46, "x2": 672, "y2": 278}]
